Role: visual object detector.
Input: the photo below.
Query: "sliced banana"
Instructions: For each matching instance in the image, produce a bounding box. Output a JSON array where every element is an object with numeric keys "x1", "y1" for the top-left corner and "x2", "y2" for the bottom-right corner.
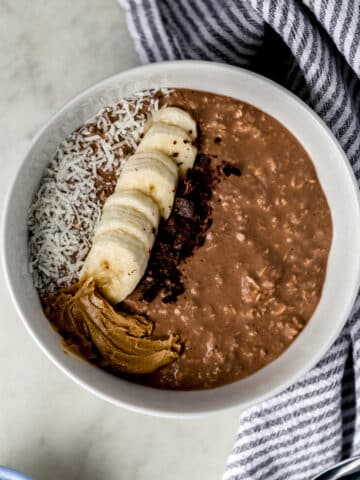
[
  {"x1": 130, "y1": 150, "x2": 179, "y2": 177},
  {"x1": 105, "y1": 190, "x2": 160, "y2": 229},
  {"x1": 116, "y1": 151, "x2": 178, "y2": 219},
  {"x1": 138, "y1": 122, "x2": 197, "y2": 177},
  {"x1": 96, "y1": 205, "x2": 155, "y2": 251},
  {"x1": 82, "y1": 106, "x2": 198, "y2": 305},
  {"x1": 81, "y1": 231, "x2": 148, "y2": 304},
  {"x1": 145, "y1": 106, "x2": 197, "y2": 141}
]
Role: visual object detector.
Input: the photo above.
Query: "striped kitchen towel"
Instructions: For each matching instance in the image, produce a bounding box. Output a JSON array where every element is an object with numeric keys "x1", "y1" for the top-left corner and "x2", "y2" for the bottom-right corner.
[{"x1": 119, "y1": 1, "x2": 360, "y2": 479}]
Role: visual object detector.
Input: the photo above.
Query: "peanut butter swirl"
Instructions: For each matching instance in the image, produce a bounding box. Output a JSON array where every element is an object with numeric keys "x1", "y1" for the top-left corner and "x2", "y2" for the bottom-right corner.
[{"x1": 44, "y1": 278, "x2": 181, "y2": 374}]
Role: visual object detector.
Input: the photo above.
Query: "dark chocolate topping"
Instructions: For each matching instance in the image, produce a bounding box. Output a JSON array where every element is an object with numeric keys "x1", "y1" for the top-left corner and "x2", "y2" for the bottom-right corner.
[{"x1": 135, "y1": 154, "x2": 216, "y2": 304}]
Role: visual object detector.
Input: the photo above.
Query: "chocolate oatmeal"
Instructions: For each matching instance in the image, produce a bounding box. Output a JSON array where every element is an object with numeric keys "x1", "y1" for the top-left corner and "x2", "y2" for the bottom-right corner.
[
  {"x1": 30, "y1": 88, "x2": 332, "y2": 390},
  {"x1": 124, "y1": 89, "x2": 332, "y2": 389}
]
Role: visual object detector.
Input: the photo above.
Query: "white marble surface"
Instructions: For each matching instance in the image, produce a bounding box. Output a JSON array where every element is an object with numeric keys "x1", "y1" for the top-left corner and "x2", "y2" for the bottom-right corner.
[{"x1": 0, "y1": 1, "x2": 240, "y2": 479}]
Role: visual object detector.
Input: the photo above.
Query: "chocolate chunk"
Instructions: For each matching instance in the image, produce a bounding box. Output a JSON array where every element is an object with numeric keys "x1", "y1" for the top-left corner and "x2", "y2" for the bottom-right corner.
[
  {"x1": 222, "y1": 164, "x2": 232, "y2": 176},
  {"x1": 135, "y1": 153, "x2": 216, "y2": 304},
  {"x1": 214, "y1": 136, "x2": 222, "y2": 144},
  {"x1": 174, "y1": 198, "x2": 195, "y2": 218},
  {"x1": 222, "y1": 163, "x2": 242, "y2": 177},
  {"x1": 196, "y1": 154, "x2": 211, "y2": 167}
]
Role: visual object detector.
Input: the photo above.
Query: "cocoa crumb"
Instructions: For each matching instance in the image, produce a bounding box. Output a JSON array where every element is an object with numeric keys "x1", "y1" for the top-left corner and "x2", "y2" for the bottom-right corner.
[
  {"x1": 222, "y1": 163, "x2": 241, "y2": 177},
  {"x1": 129, "y1": 153, "x2": 239, "y2": 306},
  {"x1": 196, "y1": 154, "x2": 211, "y2": 167},
  {"x1": 135, "y1": 153, "x2": 216, "y2": 304}
]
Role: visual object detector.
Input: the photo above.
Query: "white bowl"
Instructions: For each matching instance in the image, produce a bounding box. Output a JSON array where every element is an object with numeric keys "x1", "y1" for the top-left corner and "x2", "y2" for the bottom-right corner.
[{"x1": 3, "y1": 61, "x2": 360, "y2": 417}]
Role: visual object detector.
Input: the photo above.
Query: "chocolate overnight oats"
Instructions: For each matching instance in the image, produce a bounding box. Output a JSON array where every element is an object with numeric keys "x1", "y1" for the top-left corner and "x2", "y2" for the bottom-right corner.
[{"x1": 28, "y1": 88, "x2": 332, "y2": 390}]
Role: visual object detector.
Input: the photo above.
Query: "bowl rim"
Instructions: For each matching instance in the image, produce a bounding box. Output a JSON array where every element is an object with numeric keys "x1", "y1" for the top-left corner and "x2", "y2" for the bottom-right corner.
[{"x1": 3, "y1": 60, "x2": 360, "y2": 418}]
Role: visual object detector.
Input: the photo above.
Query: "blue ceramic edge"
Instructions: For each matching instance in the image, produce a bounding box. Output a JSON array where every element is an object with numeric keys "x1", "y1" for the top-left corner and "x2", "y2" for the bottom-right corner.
[{"x1": 0, "y1": 466, "x2": 32, "y2": 480}]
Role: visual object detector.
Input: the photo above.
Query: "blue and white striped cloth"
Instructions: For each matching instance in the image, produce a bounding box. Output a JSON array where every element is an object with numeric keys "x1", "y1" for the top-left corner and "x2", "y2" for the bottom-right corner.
[{"x1": 119, "y1": 1, "x2": 360, "y2": 478}]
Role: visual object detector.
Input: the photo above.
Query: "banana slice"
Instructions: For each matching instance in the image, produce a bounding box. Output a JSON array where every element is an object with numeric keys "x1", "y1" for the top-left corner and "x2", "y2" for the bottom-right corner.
[
  {"x1": 82, "y1": 106, "x2": 199, "y2": 305},
  {"x1": 116, "y1": 151, "x2": 178, "y2": 219},
  {"x1": 145, "y1": 106, "x2": 197, "y2": 141},
  {"x1": 130, "y1": 150, "x2": 178, "y2": 177},
  {"x1": 137, "y1": 122, "x2": 197, "y2": 177},
  {"x1": 105, "y1": 190, "x2": 160, "y2": 229},
  {"x1": 81, "y1": 231, "x2": 148, "y2": 304},
  {"x1": 96, "y1": 205, "x2": 155, "y2": 251}
]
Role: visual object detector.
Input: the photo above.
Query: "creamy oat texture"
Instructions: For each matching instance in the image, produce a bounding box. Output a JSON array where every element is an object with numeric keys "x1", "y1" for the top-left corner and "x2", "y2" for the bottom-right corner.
[{"x1": 124, "y1": 89, "x2": 333, "y2": 390}]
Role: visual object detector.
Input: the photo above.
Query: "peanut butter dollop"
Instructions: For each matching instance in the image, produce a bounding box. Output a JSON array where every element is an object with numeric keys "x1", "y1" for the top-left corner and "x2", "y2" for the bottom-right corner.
[{"x1": 44, "y1": 278, "x2": 181, "y2": 374}]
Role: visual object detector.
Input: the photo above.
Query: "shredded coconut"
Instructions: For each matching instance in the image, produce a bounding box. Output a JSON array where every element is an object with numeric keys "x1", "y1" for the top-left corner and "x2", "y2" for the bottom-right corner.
[{"x1": 28, "y1": 89, "x2": 170, "y2": 297}]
